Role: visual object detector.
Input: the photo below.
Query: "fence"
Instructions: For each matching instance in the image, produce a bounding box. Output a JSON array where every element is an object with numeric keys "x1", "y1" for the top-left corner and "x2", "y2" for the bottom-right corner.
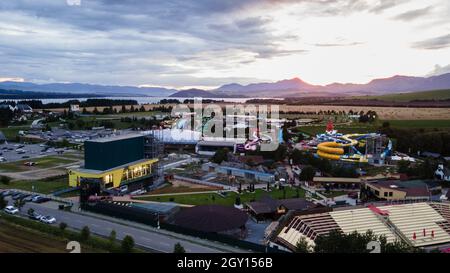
[{"x1": 81, "y1": 201, "x2": 288, "y2": 253}]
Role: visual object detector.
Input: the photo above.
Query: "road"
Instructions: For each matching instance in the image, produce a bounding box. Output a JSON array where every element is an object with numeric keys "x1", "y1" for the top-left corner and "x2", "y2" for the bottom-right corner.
[{"x1": 5, "y1": 198, "x2": 246, "y2": 253}]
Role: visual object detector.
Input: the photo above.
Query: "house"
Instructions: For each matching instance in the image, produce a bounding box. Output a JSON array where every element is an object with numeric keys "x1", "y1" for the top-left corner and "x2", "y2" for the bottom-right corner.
[
  {"x1": 363, "y1": 180, "x2": 431, "y2": 201},
  {"x1": 246, "y1": 195, "x2": 318, "y2": 221}
]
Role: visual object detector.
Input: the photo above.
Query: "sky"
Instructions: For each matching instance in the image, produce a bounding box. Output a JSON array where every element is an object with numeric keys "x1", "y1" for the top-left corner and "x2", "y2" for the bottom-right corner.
[{"x1": 0, "y1": 0, "x2": 449, "y2": 89}]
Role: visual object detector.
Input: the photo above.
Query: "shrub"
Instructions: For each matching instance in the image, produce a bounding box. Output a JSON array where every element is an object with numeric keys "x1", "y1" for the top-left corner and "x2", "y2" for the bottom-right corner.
[
  {"x1": 80, "y1": 226, "x2": 90, "y2": 241},
  {"x1": 121, "y1": 235, "x2": 135, "y2": 253}
]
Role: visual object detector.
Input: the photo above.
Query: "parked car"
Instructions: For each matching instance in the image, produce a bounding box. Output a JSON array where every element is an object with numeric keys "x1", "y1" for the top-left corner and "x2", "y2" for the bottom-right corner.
[
  {"x1": 11, "y1": 192, "x2": 24, "y2": 200},
  {"x1": 33, "y1": 196, "x2": 51, "y2": 203},
  {"x1": 0, "y1": 157, "x2": 6, "y2": 162},
  {"x1": 4, "y1": 206, "x2": 19, "y2": 215},
  {"x1": 23, "y1": 161, "x2": 36, "y2": 166},
  {"x1": 24, "y1": 194, "x2": 40, "y2": 202},
  {"x1": 28, "y1": 212, "x2": 43, "y2": 221},
  {"x1": 0, "y1": 190, "x2": 13, "y2": 197},
  {"x1": 40, "y1": 216, "x2": 56, "y2": 224}
]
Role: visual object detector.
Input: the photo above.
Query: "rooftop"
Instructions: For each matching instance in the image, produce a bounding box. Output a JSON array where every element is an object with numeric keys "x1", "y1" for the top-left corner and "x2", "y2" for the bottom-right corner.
[{"x1": 87, "y1": 133, "x2": 143, "y2": 143}]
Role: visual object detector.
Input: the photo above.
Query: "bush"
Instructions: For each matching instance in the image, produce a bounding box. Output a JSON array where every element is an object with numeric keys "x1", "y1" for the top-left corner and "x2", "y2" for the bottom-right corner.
[
  {"x1": 80, "y1": 226, "x2": 90, "y2": 241},
  {"x1": 173, "y1": 242, "x2": 186, "y2": 253},
  {"x1": 0, "y1": 196, "x2": 7, "y2": 210},
  {"x1": 0, "y1": 176, "x2": 11, "y2": 185},
  {"x1": 59, "y1": 222, "x2": 68, "y2": 232}
]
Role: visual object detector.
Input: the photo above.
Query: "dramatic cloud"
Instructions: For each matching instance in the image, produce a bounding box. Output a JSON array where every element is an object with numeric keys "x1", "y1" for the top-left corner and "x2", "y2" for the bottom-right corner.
[{"x1": 0, "y1": 0, "x2": 448, "y2": 88}]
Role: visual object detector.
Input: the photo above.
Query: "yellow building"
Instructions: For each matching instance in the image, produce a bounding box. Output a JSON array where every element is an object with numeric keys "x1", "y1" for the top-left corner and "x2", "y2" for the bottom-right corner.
[{"x1": 69, "y1": 158, "x2": 158, "y2": 188}]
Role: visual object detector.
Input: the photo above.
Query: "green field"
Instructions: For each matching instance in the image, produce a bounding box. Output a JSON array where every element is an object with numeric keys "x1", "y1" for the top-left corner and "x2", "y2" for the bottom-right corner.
[
  {"x1": 382, "y1": 119, "x2": 450, "y2": 129},
  {"x1": 0, "y1": 156, "x2": 78, "y2": 172},
  {"x1": 0, "y1": 125, "x2": 29, "y2": 140},
  {"x1": 355, "y1": 89, "x2": 450, "y2": 102},
  {"x1": 136, "y1": 187, "x2": 305, "y2": 206},
  {"x1": 294, "y1": 123, "x2": 378, "y2": 136},
  {"x1": 0, "y1": 176, "x2": 68, "y2": 194}
]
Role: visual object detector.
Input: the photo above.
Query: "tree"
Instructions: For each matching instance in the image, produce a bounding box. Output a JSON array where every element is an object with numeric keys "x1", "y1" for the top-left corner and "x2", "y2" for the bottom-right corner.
[
  {"x1": 299, "y1": 166, "x2": 315, "y2": 181},
  {"x1": 93, "y1": 107, "x2": 99, "y2": 114},
  {"x1": 173, "y1": 242, "x2": 186, "y2": 253},
  {"x1": 14, "y1": 198, "x2": 25, "y2": 211},
  {"x1": 121, "y1": 235, "x2": 135, "y2": 253},
  {"x1": 80, "y1": 226, "x2": 90, "y2": 241},
  {"x1": 109, "y1": 230, "x2": 117, "y2": 251},
  {"x1": 59, "y1": 222, "x2": 68, "y2": 234},
  {"x1": 235, "y1": 196, "x2": 241, "y2": 206},
  {"x1": 295, "y1": 237, "x2": 312, "y2": 253},
  {"x1": 0, "y1": 176, "x2": 11, "y2": 185},
  {"x1": 0, "y1": 196, "x2": 7, "y2": 210},
  {"x1": 211, "y1": 148, "x2": 229, "y2": 164}
]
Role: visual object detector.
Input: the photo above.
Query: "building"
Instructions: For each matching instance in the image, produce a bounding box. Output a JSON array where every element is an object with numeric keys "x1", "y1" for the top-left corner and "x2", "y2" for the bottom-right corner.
[
  {"x1": 69, "y1": 104, "x2": 80, "y2": 113},
  {"x1": 203, "y1": 162, "x2": 275, "y2": 183},
  {"x1": 196, "y1": 140, "x2": 237, "y2": 156},
  {"x1": 245, "y1": 195, "x2": 318, "y2": 221},
  {"x1": 307, "y1": 177, "x2": 362, "y2": 190},
  {"x1": 16, "y1": 104, "x2": 33, "y2": 113},
  {"x1": 363, "y1": 180, "x2": 431, "y2": 201},
  {"x1": 172, "y1": 205, "x2": 248, "y2": 238},
  {"x1": 68, "y1": 133, "x2": 160, "y2": 189},
  {"x1": 273, "y1": 202, "x2": 450, "y2": 251}
]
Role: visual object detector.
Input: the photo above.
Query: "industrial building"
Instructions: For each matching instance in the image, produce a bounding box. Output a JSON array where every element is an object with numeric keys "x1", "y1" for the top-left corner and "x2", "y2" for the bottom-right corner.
[
  {"x1": 68, "y1": 133, "x2": 162, "y2": 189},
  {"x1": 272, "y1": 202, "x2": 450, "y2": 252}
]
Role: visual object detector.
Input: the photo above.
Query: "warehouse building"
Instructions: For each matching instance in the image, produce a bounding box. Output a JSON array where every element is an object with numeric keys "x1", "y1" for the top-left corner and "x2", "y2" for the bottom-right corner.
[{"x1": 68, "y1": 133, "x2": 161, "y2": 189}]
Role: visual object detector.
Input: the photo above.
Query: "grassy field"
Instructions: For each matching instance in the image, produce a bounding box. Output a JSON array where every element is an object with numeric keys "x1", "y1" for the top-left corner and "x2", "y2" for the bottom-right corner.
[
  {"x1": 355, "y1": 89, "x2": 450, "y2": 102},
  {"x1": 0, "y1": 125, "x2": 29, "y2": 140},
  {"x1": 294, "y1": 123, "x2": 378, "y2": 136},
  {"x1": 0, "y1": 156, "x2": 78, "y2": 172},
  {"x1": 0, "y1": 220, "x2": 102, "y2": 253},
  {"x1": 382, "y1": 119, "x2": 450, "y2": 129},
  {"x1": 136, "y1": 187, "x2": 305, "y2": 206},
  {"x1": 0, "y1": 176, "x2": 68, "y2": 194}
]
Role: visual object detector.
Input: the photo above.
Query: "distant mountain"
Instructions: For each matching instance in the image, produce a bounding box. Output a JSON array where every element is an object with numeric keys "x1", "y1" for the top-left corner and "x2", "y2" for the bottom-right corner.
[
  {"x1": 215, "y1": 73, "x2": 450, "y2": 97},
  {"x1": 0, "y1": 81, "x2": 177, "y2": 97},
  {"x1": 169, "y1": 88, "x2": 246, "y2": 98}
]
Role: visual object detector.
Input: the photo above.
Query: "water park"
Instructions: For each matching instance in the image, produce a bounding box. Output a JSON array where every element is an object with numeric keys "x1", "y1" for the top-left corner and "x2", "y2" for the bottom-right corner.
[{"x1": 301, "y1": 121, "x2": 392, "y2": 165}]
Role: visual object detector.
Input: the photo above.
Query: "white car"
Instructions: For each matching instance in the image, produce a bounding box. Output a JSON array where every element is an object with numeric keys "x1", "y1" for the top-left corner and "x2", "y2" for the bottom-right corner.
[
  {"x1": 4, "y1": 206, "x2": 19, "y2": 215},
  {"x1": 40, "y1": 215, "x2": 56, "y2": 224}
]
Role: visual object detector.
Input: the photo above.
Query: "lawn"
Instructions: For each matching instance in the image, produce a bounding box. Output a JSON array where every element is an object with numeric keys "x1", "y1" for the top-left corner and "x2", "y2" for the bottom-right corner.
[
  {"x1": 0, "y1": 125, "x2": 30, "y2": 140},
  {"x1": 0, "y1": 156, "x2": 78, "y2": 172},
  {"x1": 135, "y1": 187, "x2": 305, "y2": 206},
  {"x1": 0, "y1": 176, "x2": 68, "y2": 194}
]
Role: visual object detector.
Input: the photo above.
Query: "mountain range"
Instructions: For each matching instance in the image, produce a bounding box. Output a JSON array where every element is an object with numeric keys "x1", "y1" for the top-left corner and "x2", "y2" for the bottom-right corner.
[{"x1": 1, "y1": 73, "x2": 450, "y2": 98}]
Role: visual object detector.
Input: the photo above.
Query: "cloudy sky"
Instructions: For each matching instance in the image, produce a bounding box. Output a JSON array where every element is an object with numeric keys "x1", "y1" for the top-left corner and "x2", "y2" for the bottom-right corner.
[{"x1": 0, "y1": 0, "x2": 449, "y2": 89}]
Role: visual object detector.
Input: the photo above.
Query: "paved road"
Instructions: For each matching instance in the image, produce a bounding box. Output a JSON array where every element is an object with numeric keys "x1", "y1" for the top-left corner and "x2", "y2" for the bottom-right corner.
[{"x1": 6, "y1": 198, "x2": 245, "y2": 253}]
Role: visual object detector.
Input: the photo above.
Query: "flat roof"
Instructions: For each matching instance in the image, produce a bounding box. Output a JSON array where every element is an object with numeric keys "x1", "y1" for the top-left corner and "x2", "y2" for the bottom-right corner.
[
  {"x1": 87, "y1": 133, "x2": 143, "y2": 143},
  {"x1": 313, "y1": 177, "x2": 361, "y2": 183}
]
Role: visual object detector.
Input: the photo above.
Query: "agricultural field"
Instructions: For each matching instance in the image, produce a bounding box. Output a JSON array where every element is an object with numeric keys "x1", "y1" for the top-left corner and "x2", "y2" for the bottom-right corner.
[
  {"x1": 355, "y1": 89, "x2": 450, "y2": 102},
  {"x1": 382, "y1": 119, "x2": 450, "y2": 129},
  {"x1": 135, "y1": 187, "x2": 305, "y2": 206}
]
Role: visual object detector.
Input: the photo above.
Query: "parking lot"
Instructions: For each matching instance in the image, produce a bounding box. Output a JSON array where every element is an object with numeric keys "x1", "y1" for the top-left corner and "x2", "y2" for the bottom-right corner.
[{"x1": 0, "y1": 142, "x2": 77, "y2": 163}]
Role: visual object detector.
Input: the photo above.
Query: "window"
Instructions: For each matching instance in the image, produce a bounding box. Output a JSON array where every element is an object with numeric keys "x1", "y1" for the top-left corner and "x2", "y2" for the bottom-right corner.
[
  {"x1": 104, "y1": 174, "x2": 113, "y2": 184},
  {"x1": 389, "y1": 192, "x2": 393, "y2": 197},
  {"x1": 384, "y1": 192, "x2": 388, "y2": 197}
]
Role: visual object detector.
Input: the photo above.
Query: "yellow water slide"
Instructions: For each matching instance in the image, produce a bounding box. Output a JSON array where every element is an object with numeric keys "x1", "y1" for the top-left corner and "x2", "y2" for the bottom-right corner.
[{"x1": 316, "y1": 134, "x2": 362, "y2": 161}]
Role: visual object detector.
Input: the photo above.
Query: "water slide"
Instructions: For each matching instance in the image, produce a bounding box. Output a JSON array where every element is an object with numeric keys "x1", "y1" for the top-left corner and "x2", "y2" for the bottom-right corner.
[{"x1": 316, "y1": 134, "x2": 366, "y2": 162}]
